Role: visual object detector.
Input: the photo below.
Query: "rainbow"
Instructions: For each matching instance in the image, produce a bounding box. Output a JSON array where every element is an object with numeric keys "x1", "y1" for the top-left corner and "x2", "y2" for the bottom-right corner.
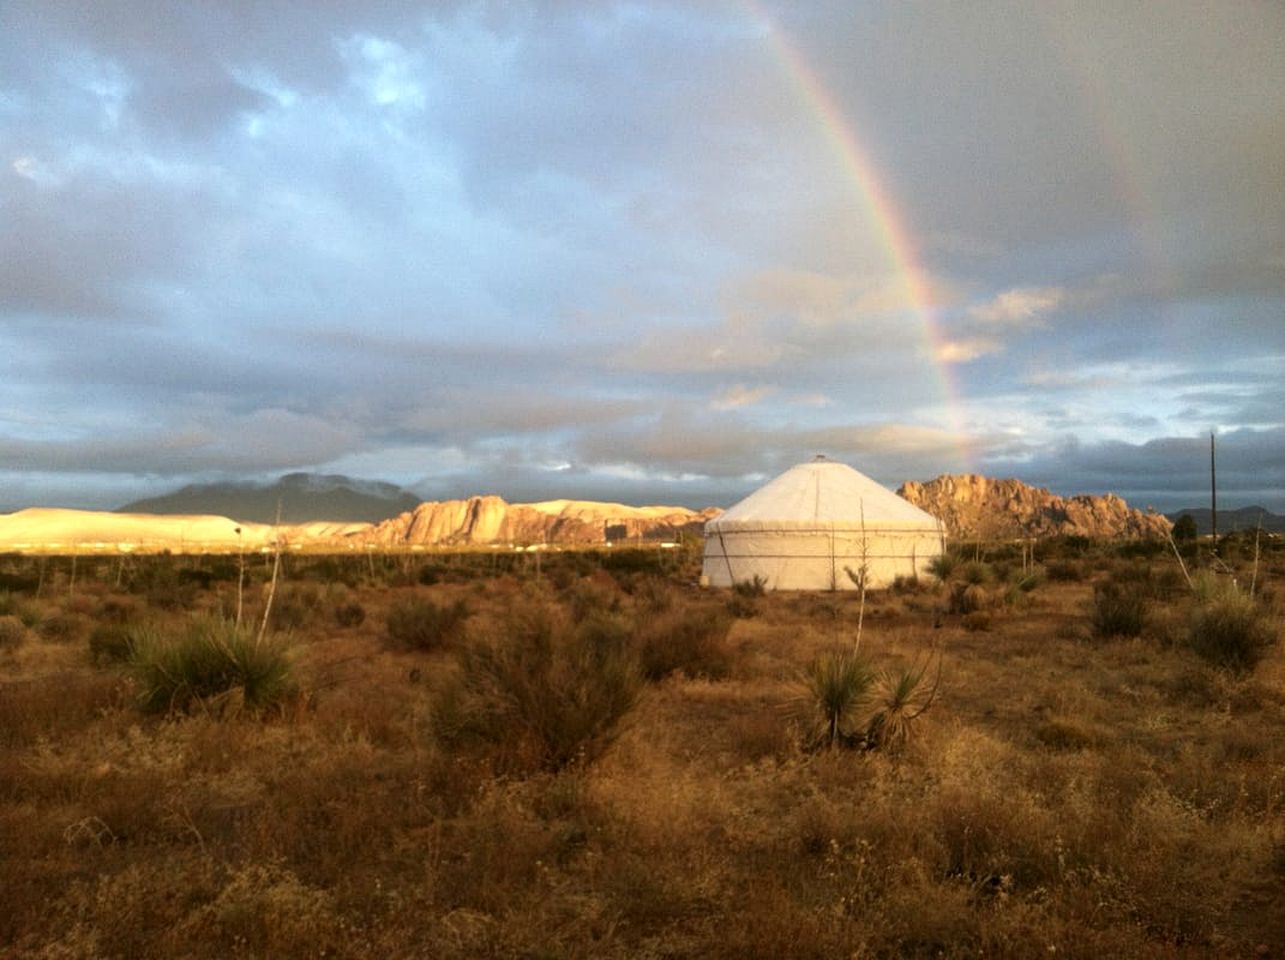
[{"x1": 743, "y1": 3, "x2": 974, "y2": 467}]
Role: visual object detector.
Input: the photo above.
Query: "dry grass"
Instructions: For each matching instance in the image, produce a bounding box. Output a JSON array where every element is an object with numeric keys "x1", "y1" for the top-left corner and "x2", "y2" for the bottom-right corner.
[{"x1": 0, "y1": 544, "x2": 1282, "y2": 957}]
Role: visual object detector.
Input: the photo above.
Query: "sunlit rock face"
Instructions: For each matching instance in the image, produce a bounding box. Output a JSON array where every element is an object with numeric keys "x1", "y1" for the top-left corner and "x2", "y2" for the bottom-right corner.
[
  {"x1": 896, "y1": 474, "x2": 1171, "y2": 540},
  {"x1": 361, "y1": 497, "x2": 719, "y2": 546}
]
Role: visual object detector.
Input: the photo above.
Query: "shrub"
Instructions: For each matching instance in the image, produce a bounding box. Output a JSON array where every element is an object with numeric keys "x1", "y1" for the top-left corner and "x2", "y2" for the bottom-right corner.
[
  {"x1": 129, "y1": 617, "x2": 297, "y2": 715},
  {"x1": 385, "y1": 596, "x2": 470, "y2": 652},
  {"x1": 334, "y1": 600, "x2": 366, "y2": 628},
  {"x1": 961, "y1": 611, "x2": 991, "y2": 632},
  {"x1": 1089, "y1": 582, "x2": 1147, "y2": 639},
  {"x1": 725, "y1": 593, "x2": 760, "y2": 619},
  {"x1": 1187, "y1": 591, "x2": 1276, "y2": 672},
  {"x1": 733, "y1": 574, "x2": 768, "y2": 598},
  {"x1": 0, "y1": 614, "x2": 27, "y2": 651},
  {"x1": 802, "y1": 649, "x2": 873, "y2": 748},
  {"x1": 634, "y1": 606, "x2": 733, "y2": 681},
  {"x1": 268, "y1": 583, "x2": 320, "y2": 630},
  {"x1": 947, "y1": 583, "x2": 986, "y2": 615},
  {"x1": 432, "y1": 606, "x2": 641, "y2": 772},
  {"x1": 88, "y1": 623, "x2": 135, "y2": 665},
  {"x1": 1172, "y1": 514, "x2": 1198, "y2": 541},
  {"x1": 926, "y1": 553, "x2": 958, "y2": 583},
  {"x1": 960, "y1": 561, "x2": 993, "y2": 586},
  {"x1": 37, "y1": 610, "x2": 87, "y2": 644},
  {"x1": 1046, "y1": 560, "x2": 1084, "y2": 582}
]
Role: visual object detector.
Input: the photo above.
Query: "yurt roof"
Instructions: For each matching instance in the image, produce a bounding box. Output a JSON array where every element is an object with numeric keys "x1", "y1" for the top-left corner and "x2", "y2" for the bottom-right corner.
[{"x1": 706, "y1": 457, "x2": 941, "y2": 532}]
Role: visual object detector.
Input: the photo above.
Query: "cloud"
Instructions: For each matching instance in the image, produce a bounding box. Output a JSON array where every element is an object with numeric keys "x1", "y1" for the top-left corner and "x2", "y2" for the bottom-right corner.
[
  {"x1": 709, "y1": 384, "x2": 777, "y2": 411},
  {"x1": 967, "y1": 286, "x2": 1064, "y2": 328}
]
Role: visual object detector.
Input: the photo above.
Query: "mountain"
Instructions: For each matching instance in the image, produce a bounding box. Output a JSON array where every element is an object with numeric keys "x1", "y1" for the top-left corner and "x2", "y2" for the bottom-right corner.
[
  {"x1": 359, "y1": 496, "x2": 720, "y2": 547},
  {"x1": 118, "y1": 473, "x2": 422, "y2": 525},
  {"x1": 1166, "y1": 506, "x2": 1285, "y2": 536},
  {"x1": 896, "y1": 474, "x2": 1171, "y2": 540}
]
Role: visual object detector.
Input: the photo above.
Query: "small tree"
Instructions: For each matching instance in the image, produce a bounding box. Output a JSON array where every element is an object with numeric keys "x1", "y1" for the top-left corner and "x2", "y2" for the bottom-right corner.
[{"x1": 1172, "y1": 514, "x2": 1198, "y2": 542}]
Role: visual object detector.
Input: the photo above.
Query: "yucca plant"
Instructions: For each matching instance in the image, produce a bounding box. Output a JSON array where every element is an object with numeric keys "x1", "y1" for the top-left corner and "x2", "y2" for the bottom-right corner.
[
  {"x1": 803, "y1": 649, "x2": 873, "y2": 749},
  {"x1": 865, "y1": 657, "x2": 942, "y2": 753},
  {"x1": 926, "y1": 553, "x2": 959, "y2": 583},
  {"x1": 129, "y1": 616, "x2": 296, "y2": 716}
]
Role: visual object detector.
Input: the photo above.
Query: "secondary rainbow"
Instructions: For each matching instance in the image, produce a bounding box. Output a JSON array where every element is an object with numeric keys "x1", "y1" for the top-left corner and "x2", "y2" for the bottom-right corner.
[{"x1": 745, "y1": 3, "x2": 972, "y2": 466}]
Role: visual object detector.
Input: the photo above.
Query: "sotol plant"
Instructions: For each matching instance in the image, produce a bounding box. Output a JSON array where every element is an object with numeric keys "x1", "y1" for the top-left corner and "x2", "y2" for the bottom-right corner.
[{"x1": 129, "y1": 616, "x2": 297, "y2": 716}]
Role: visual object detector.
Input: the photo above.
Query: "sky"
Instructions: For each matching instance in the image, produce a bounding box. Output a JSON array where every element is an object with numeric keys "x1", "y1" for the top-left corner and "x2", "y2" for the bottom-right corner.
[{"x1": 1, "y1": 0, "x2": 1283, "y2": 514}]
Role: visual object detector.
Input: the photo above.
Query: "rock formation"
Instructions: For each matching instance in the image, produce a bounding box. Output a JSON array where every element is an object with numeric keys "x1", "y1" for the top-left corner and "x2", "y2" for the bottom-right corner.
[
  {"x1": 358, "y1": 496, "x2": 719, "y2": 547},
  {"x1": 896, "y1": 474, "x2": 1170, "y2": 540}
]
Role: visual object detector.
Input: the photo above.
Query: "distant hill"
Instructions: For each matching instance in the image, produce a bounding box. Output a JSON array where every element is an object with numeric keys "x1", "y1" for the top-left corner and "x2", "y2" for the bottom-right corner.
[
  {"x1": 897, "y1": 474, "x2": 1171, "y2": 540},
  {"x1": 1166, "y1": 506, "x2": 1285, "y2": 536},
  {"x1": 119, "y1": 473, "x2": 422, "y2": 524}
]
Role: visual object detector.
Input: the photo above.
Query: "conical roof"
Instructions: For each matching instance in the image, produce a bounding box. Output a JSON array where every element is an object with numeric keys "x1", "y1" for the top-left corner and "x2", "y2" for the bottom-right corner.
[{"x1": 707, "y1": 457, "x2": 941, "y2": 532}]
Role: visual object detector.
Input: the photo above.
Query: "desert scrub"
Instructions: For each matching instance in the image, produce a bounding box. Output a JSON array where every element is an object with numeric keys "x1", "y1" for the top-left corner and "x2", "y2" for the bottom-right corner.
[
  {"x1": 1186, "y1": 588, "x2": 1276, "y2": 672},
  {"x1": 432, "y1": 605, "x2": 641, "y2": 772},
  {"x1": 0, "y1": 613, "x2": 27, "y2": 651},
  {"x1": 633, "y1": 605, "x2": 733, "y2": 681},
  {"x1": 333, "y1": 598, "x2": 366, "y2": 627},
  {"x1": 1089, "y1": 582, "x2": 1147, "y2": 639},
  {"x1": 88, "y1": 622, "x2": 135, "y2": 665},
  {"x1": 128, "y1": 616, "x2": 297, "y2": 716},
  {"x1": 385, "y1": 595, "x2": 470, "y2": 651}
]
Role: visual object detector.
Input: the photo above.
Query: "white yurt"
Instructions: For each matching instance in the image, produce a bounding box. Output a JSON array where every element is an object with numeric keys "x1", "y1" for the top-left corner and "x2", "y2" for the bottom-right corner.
[{"x1": 702, "y1": 456, "x2": 944, "y2": 591}]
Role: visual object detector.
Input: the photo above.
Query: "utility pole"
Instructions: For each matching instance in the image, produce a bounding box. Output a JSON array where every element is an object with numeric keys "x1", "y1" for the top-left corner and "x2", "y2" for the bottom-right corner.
[{"x1": 1210, "y1": 432, "x2": 1218, "y2": 550}]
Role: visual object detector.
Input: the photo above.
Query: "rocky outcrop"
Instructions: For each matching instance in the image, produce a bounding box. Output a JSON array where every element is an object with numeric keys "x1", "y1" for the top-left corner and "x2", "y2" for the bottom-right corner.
[
  {"x1": 358, "y1": 496, "x2": 719, "y2": 547},
  {"x1": 896, "y1": 474, "x2": 1170, "y2": 540}
]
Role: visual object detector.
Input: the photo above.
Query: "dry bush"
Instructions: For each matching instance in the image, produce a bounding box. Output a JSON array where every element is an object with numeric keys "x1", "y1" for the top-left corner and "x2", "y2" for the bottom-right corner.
[
  {"x1": 0, "y1": 613, "x2": 27, "y2": 651},
  {"x1": 432, "y1": 604, "x2": 642, "y2": 773},
  {"x1": 1187, "y1": 588, "x2": 1277, "y2": 672},
  {"x1": 633, "y1": 604, "x2": 734, "y2": 681},
  {"x1": 333, "y1": 598, "x2": 366, "y2": 627},
  {"x1": 384, "y1": 594, "x2": 470, "y2": 651},
  {"x1": 37, "y1": 608, "x2": 89, "y2": 644},
  {"x1": 961, "y1": 611, "x2": 991, "y2": 632},
  {"x1": 88, "y1": 622, "x2": 135, "y2": 664},
  {"x1": 1088, "y1": 581, "x2": 1147, "y2": 639}
]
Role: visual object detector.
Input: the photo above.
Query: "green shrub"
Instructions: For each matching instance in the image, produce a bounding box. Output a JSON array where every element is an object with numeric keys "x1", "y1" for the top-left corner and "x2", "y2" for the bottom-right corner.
[
  {"x1": 432, "y1": 606, "x2": 641, "y2": 772},
  {"x1": 634, "y1": 606, "x2": 733, "y2": 681},
  {"x1": 1187, "y1": 591, "x2": 1276, "y2": 672},
  {"x1": 803, "y1": 649, "x2": 873, "y2": 748},
  {"x1": 0, "y1": 614, "x2": 27, "y2": 651},
  {"x1": 865, "y1": 662, "x2": 939, "y2": 753},
  {"x1": 733, "y1": 574, "x2": 768, "y2": 598},
  {"x1": 926, "y1": 553, "x2": 958, "y2": 583},
  {"x1": 1089, "y1": 582, "x2": 1147, "y2": 639},
  {"x1": 129, "y1": 617, "x2": 297, "y2": 716},
  {"x1": 960, "y1": 561, "x2": 993, "y2": 586},
  {"x1": 385, "y1": 596, "x2": 470, "y2": 652}
]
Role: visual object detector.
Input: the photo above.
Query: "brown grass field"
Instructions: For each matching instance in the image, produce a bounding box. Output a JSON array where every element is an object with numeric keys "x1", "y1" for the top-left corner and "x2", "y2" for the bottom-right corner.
[{"x1": 1, "y1": 537, "x2": 1282, "y2": 958}]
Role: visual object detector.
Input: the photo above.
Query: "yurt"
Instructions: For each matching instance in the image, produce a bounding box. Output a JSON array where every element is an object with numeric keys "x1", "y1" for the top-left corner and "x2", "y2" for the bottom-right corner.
[{"x1": 702, "y1": 456, "x2": 944, "y2": 591}]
